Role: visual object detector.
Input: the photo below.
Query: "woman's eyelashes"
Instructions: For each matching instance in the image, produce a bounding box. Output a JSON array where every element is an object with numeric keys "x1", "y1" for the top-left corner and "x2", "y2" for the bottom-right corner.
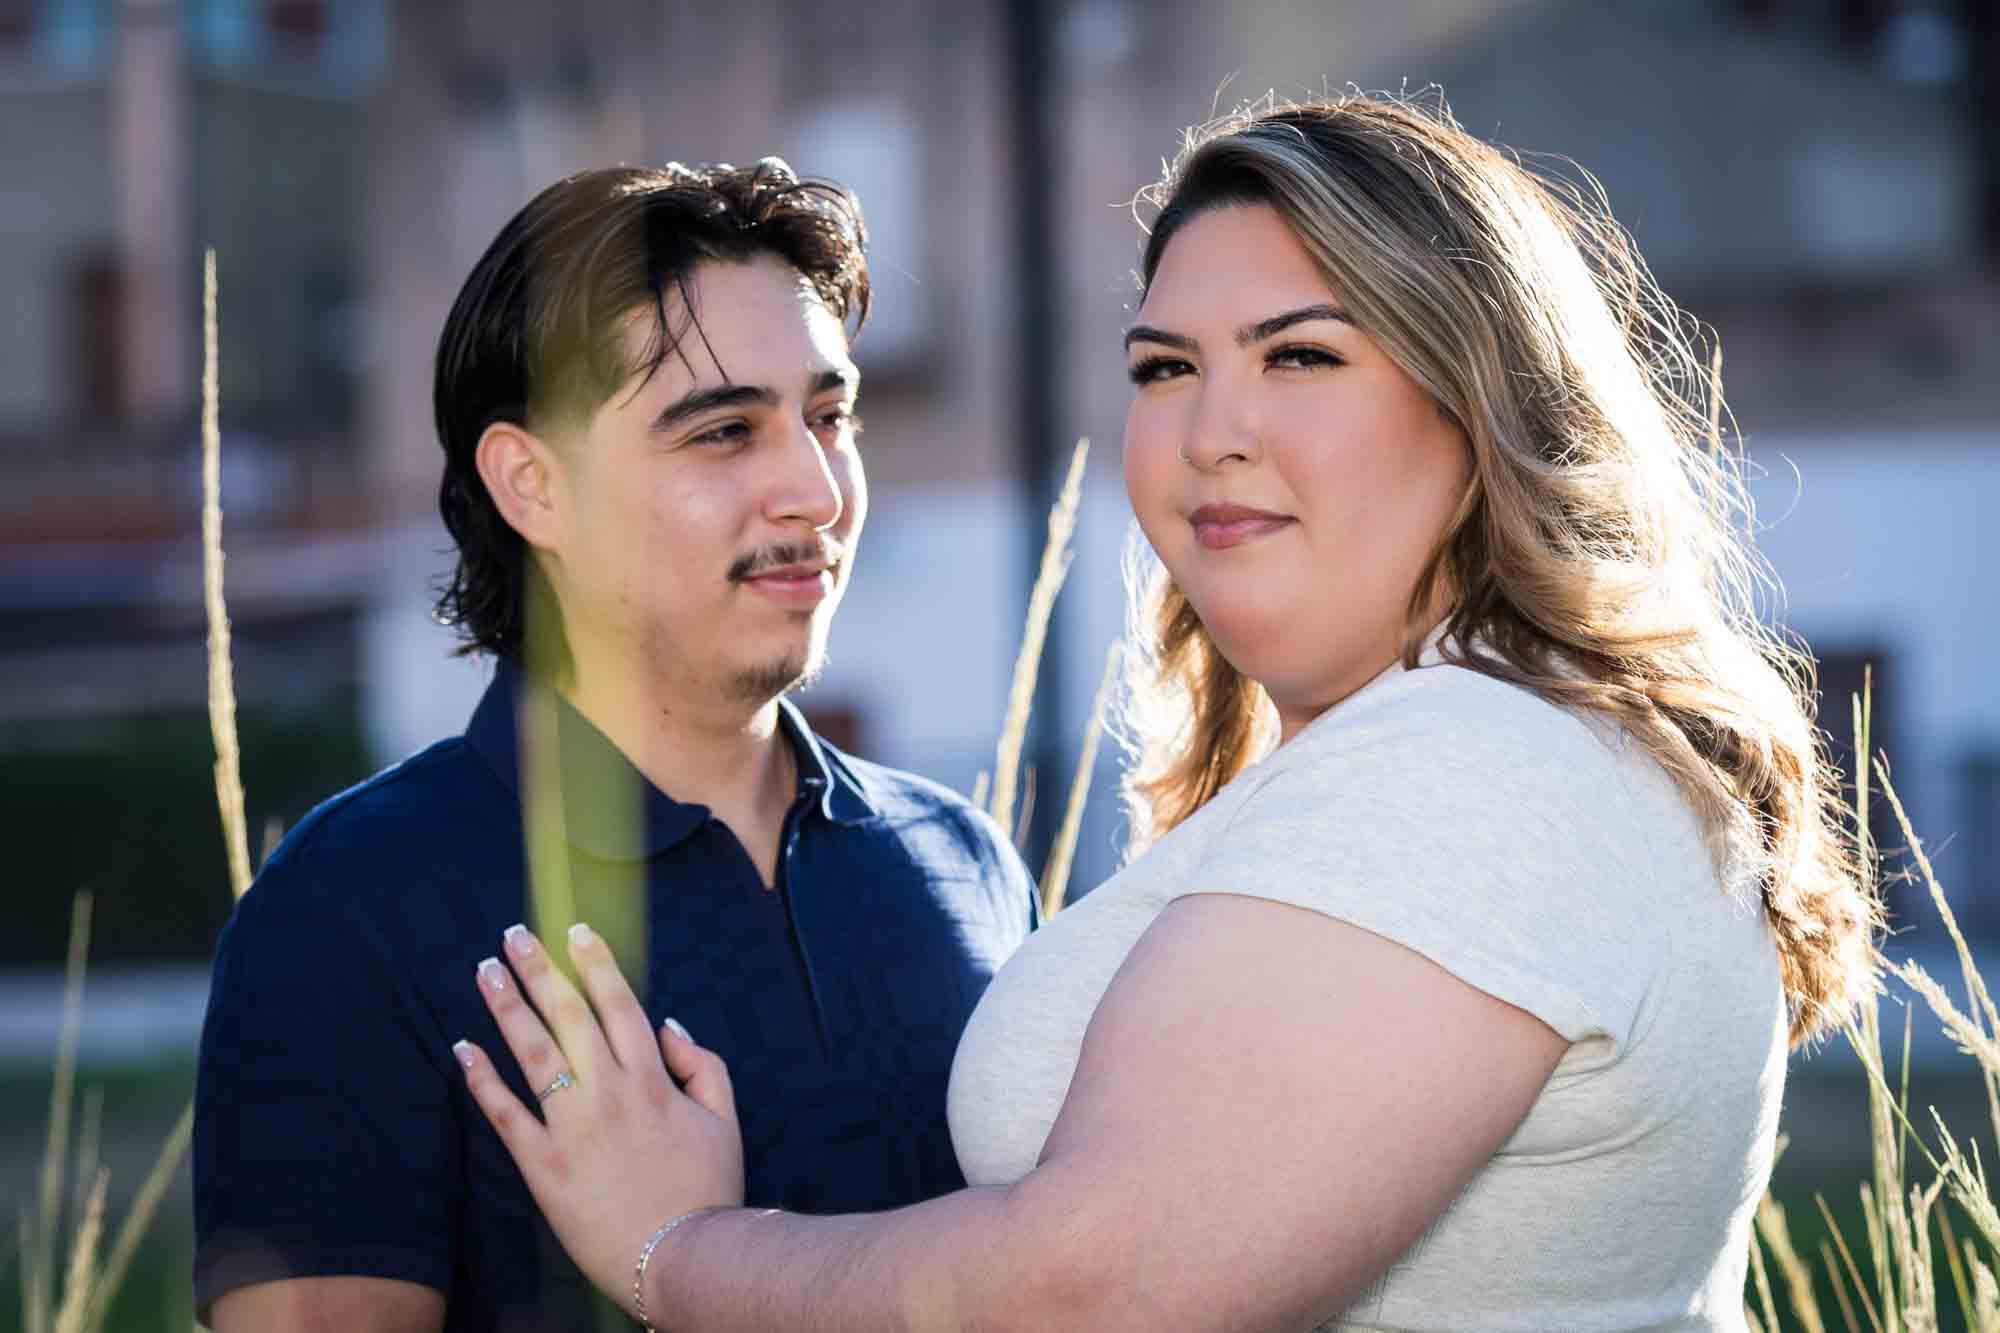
[
  {"x1": 1127, "y1": 344, "x2": 1345, "y2": 387},
  {"x1": 1127, "y1": 354, "x2": 1190, "y2": 386},
  {"x1": 1266, "y1": 343, "x2": 1344, "y2": 371}
]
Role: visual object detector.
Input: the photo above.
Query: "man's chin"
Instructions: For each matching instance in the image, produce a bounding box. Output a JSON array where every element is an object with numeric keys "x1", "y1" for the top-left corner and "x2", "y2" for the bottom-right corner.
[{"x1": 727, "y1": 651, "x2": 822, "y2": 705}]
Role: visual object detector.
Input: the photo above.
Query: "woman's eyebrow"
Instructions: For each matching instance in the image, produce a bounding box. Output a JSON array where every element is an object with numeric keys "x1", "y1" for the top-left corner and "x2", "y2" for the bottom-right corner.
[
  {"x1": 1236, "y1": 303, "x2": 1351, "y2": 345},
  {"x1": 1122, "y1": 324, "x2": 1196, "y2": 354},
  {"x1": 1122, "y1": 303, "x2": 1352, "y2": 355}
]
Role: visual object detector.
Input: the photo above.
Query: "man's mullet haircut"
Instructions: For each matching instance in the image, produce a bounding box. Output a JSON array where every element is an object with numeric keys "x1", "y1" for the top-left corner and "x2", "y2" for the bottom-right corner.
[{"x1": 431, "y1": 159, "x2": 870, "y2": 660}]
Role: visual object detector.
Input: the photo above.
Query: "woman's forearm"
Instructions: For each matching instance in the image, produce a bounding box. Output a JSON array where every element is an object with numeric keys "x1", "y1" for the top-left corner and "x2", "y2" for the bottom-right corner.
[{"x1": 642, "y1": 1179, "x2": 1114, "y2": 1332}]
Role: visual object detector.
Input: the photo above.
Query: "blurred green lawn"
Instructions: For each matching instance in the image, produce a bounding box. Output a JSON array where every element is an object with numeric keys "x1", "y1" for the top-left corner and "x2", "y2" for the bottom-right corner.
[
  {"x1": 2, "y1": 1057, "x2": 196, "y2": 1333},
  {"x1": 4, "y1": 1059, "x2": 1994, "y2": 1331}
]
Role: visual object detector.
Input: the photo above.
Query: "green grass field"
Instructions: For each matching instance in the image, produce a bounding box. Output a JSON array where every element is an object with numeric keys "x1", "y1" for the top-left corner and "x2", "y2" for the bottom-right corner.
[
  {"x1": 2, "y1": 1057, "x2": 195, "y2": 1333},
  {"x1": 6, "y1": 1054, "x2": 1991, "y2": 1331}
]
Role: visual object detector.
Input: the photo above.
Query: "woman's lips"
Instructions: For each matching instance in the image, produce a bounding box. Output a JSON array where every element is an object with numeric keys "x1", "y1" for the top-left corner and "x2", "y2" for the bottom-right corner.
[{"x1": 1189, "y1": 504, "x2": 1294, "y2": 550}]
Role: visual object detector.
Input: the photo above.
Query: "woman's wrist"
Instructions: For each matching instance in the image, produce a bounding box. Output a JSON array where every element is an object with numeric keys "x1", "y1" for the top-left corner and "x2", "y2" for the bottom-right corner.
[
  {"x1": 635, "y1": 1205, "x2": 781, "y2": 1329},
  {"x1": 633, "y1": 1206, "x2": 725, "y2": 1330}
]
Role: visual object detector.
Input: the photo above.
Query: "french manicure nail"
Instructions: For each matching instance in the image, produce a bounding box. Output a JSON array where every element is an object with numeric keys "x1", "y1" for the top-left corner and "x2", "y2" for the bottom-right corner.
[
  {"x1": 452, "y1": 1040, "x2": 476, "y2": 1068},
  {"x1": 568, "y1": 922, "x2": 594, "y2": 950},
  {"x1": 502, "y1": 924, "x2": 533, "y2": 958},
  {"x1": 664, "y1": 1018, "x2": 691, "y2": 1043},
  {"x1": 477, "y1": 957, "x2": 508, "y2": 991}
]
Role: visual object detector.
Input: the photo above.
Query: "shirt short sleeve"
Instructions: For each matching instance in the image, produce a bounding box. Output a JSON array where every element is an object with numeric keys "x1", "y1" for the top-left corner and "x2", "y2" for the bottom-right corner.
[
  {"x1": 1183, "y1": 668, "x2": 1660, "y2": 1049},
  {"x1": 193, "y1": 838, "x2": 458, "y2": 1315}
]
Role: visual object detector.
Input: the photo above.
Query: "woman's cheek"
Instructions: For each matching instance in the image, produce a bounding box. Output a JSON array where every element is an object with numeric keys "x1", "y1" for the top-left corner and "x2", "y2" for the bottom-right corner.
[{"x1": 1122, "y1": 410, "x2": 1177, "y2": 530}]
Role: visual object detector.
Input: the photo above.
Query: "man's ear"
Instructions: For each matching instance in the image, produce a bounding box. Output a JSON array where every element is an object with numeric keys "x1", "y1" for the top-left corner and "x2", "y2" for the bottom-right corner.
[{"x1": 475, "y1": 422, "x2": 564, "y2": 551}]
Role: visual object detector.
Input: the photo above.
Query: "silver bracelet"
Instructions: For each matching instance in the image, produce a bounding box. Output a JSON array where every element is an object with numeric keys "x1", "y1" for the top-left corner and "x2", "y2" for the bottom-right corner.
[{"x1": 633, "y1": 1208, "x2": 714, "y2": 1332}]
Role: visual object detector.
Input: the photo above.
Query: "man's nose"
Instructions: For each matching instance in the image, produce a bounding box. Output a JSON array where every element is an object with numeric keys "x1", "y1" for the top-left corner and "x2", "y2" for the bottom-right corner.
[{"x1": 768, "y1": 417, "x2": 845, "y2": 531}]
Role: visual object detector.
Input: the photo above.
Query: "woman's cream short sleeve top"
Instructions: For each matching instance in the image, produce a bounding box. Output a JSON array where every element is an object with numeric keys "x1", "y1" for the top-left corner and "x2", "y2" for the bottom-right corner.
[{"x1": 947, "y1": 653, "x2": 1786, "y2": 1331}]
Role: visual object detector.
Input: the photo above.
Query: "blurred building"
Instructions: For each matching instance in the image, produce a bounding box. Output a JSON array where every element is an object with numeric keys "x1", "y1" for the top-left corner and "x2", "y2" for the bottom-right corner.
[{"x1": 3, "y1": 0, "x2": 1995, "y2": 963}]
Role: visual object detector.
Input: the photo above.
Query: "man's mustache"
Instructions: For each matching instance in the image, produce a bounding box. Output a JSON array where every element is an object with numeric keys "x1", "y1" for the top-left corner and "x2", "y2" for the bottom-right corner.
[{"x1": 727, "y1": 540, "x2": 846, "y2": 583}]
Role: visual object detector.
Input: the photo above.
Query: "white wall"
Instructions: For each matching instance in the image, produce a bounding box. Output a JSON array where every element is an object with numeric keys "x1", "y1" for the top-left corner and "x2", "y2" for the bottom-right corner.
[{"x1": 1745, "y1": 430, "x2": 2000, "y2": 889}]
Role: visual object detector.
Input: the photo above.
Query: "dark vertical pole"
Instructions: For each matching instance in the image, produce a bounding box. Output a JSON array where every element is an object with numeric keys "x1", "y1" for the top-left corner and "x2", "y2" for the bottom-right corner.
[
  {"x1": 1003, "y1": 0, "x2": 1064, "y2": 871},
  {"x1": 1964, "y1": 0, "x2": 2000, "y2": 263}
]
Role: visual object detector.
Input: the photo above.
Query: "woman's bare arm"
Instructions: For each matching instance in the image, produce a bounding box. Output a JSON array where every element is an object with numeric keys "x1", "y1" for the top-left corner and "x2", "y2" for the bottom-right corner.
[{"x1": 595, "y1": 890, "x2": 1568, "y2": 1330}]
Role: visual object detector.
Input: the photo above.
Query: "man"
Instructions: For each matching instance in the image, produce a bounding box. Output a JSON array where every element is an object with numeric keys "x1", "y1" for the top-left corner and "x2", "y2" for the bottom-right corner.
[{"x1": 193, "y1": 160, "x2": 1038, "y2": 1332}]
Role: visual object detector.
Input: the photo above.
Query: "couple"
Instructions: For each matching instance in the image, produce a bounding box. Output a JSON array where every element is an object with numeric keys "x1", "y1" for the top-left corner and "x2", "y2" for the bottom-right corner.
[{"x1": 194, "y1": 94, "x2": 1873, "y2": 1331}]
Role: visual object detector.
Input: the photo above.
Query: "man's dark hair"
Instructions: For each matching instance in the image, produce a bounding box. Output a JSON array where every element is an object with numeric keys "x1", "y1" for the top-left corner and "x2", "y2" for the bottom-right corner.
[{"x1": 431, "y1": 158, "x2": 870, "y2": 661}]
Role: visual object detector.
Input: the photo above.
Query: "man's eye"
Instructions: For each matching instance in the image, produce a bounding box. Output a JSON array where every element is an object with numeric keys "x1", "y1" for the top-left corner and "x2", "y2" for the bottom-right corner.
[
  {"x1": 1127, "y1": 356, "x2": 1191, "y2": 385},
  {"x1": 814, "y1": 406, "x2": 863, "y2": 435},
  {"x1": 692, "y1": 420, "x2": 752, "y2": 445}
]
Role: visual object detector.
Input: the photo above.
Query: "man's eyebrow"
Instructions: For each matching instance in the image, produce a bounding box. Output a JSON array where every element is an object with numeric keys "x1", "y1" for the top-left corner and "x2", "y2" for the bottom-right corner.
[
  {"x1": 812, "y1": 365, "x2": 860, "y2": 398},
  {"x1": 1236, "y1": 303, "x2": 1351, "y2": 345},
  {"x1": 652, "y1": 383, "x2": 777, "y2": 432},
  {"x1": 650, "y1": 365, "x2": 858, "y2": 432}
]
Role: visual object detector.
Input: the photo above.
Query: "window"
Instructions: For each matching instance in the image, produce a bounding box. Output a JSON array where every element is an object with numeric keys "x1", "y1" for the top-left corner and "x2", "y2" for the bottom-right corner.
[
  {"x1": 186, "y1": 0, "x2": 384, "y2": 96},
  {"x1": 1961, "y1": 752, "x2": 2000, "y2": 931},
  {"x1": 66, "y1": 246, "x2": 123, "y2": 419},
  {"x1": 0, "y1": 0, "x2": 111, "y2": 77},
  {"x1": 784, "y1": 98, "x2": 931, "y2": 368}
]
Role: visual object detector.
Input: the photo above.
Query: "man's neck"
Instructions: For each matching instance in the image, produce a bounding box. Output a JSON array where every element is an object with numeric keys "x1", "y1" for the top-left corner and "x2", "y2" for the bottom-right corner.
[{"x1": 554, "y1": 657, "x2": 798, "y2": 846}]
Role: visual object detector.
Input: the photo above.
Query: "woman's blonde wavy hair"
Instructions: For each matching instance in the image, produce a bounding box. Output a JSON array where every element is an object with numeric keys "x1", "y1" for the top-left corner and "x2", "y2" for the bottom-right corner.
[{"x1": 1117, "y1": 92, "x2": 1875, "y2": 1046}]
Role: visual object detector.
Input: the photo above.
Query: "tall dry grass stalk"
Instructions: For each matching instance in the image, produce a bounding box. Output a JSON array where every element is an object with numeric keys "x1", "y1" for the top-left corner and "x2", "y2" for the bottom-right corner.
[
  {"x1": 18, "y1": 894, "x2": 198, "y2": 1333},
  {"x1": 201, "y1": 249, "x2": 252, "y2": 903},
  {"x1": 1039, "y1": 643, "x2": 1121, "y2": 920},
  {"x1": 17, "y1": 254, "x2": 224, "y2": 1333},
  {"x1": 1746, "y1": 670, "x2": 2000, "y2": 1331},
  {"x1": 47, "y1": 255, "x2": 2000, "y2": 1330},
  {"x1": 976, "y1": 436, "x2": 1124, "y2": 921},
  {"x1": 518, "y1": 681, "x2": 578, "y2": 957},
  {"x1": 988, "y1": 438, "x2": 1091, "y2": 837}
]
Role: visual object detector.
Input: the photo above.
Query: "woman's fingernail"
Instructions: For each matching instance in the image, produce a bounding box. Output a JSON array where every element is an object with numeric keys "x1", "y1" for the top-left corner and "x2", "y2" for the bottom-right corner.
[
  {"x1": 664, "y1": 1018, "x2": 691, "y2": 1043},
  {"x1": 452, "y1": 1040, "x2": 476, "y2": 1069},
  {"x1": 478, "y1": 957, "x2": 509, "y2": 991},
  {"x1": 502, "y1": 924, "x2": 533, "y2": 958},
  {"x1": 568, "y1": 921, "x2": 595, "y2": 950}
]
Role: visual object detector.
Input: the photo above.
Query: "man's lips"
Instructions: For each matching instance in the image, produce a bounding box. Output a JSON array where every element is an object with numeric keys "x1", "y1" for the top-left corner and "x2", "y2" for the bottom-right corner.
[
  {"x1": 739, "y1": 561, "x2": 835, "y2": 606},
  {"x1": 744, "y1": 561, "x2": 830, "y2": 581},
  {"x1": 1189, "y1": 503, "x2": 1294, "y2": 550}
]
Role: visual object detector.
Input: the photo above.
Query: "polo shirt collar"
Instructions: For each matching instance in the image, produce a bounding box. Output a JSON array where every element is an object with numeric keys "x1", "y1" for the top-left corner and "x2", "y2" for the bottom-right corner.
[
  {"x1": 465, "y1": 662, "x2": 875, "y2": 860},
  {"x1": 777, "y1": 696, "x2": 876, "y2": 827}
]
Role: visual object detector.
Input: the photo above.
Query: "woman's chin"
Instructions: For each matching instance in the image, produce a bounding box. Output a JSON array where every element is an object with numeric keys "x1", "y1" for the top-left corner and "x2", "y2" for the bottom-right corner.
[{"x1": 1200, "y1": 624, "x2": 1293, "y2": 690}]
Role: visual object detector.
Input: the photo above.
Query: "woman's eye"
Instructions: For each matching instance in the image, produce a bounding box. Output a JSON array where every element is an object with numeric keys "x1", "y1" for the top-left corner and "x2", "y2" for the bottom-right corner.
[
  {"x1": 1127, "y1": 356, "x2": 1191, "y2": 385},
  {"x1": 1267, "y1": 345, "x2": 1343, "y2": 371}
]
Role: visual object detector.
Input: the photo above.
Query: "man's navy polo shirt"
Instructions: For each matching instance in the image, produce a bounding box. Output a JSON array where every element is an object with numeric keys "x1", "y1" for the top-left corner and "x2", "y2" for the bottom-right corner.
[{"x1": 193, "y1": 664, "x2": 1036, "y2": 1329}]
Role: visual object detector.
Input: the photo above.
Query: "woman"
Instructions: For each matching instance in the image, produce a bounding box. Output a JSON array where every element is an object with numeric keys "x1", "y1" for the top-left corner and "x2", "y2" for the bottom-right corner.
[{"x1": 451, "y1": 93, "x2": 1875, "y2": 1330}]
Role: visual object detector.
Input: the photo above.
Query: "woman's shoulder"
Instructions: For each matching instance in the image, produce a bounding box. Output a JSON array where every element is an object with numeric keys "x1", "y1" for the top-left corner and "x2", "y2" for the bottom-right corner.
[{"x1": 1289, "y1": 658, "x2": 1628, "y2": 782}]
